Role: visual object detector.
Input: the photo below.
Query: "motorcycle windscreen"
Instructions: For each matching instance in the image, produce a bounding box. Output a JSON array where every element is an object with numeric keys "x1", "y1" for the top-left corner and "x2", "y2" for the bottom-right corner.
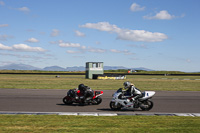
[{"x1": 95, "y1": 91, "x2": 103, "y2": 95}]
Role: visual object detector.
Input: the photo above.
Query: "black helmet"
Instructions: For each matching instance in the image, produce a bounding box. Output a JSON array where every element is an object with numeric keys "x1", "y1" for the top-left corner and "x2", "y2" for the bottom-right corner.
[{"x1": 78, "y1": 84, "x2": 85, "y2": 91}]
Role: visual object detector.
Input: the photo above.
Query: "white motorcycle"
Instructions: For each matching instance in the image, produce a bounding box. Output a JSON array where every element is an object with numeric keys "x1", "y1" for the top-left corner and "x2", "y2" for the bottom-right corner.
[{"x1": 110, "y1": 88, "x2": 155, "y2": 111}]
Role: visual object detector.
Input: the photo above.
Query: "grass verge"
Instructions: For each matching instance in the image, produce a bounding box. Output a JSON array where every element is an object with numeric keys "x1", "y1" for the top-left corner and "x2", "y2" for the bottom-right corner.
[
  {"x1": 0, "y1": 74, "x2": 200, "y2": 91},
  {"x1": 0, "y1": 115, "x2": 200, "y2": 132}
]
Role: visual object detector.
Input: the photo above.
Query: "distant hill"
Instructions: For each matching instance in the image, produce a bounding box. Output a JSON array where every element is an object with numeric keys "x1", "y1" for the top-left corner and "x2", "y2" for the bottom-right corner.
[
  {"x1": 0, "y1": 63, "x2": 41, "y2": 70},
  {"x1": 104, "y1": 66, "x2": 127, "y2": 70},
  {"x1": 0, "y1": 63, "x2": 153, "y2": 71},
  {"x1": 133, "y1": 67, "x2": 153, "y2": 71},
  {"x1": 43, "y1": 66, "x2": 66, "y2": 71}
]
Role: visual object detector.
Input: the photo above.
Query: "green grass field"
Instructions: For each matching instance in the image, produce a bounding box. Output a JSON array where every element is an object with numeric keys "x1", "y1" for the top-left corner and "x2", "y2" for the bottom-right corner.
[
  {"x1": 0, "y1": 74, "x2": 200, "y2": 91},
  {"x1": 0, "y1": 115, "x2": 200, "y2": 133}
]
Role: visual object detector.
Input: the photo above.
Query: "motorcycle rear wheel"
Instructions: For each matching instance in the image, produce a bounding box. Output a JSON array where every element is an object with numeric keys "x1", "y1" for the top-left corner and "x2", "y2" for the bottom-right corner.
[
  {"x1": 110, "y1": 101, "x2": 121, "y2": 111},
  {"x1": 140, "y1": 100, "x2": 153, "y2": 111},
  {"x1": 63, "y1": 97, "x2": 73, "y2": 105}
]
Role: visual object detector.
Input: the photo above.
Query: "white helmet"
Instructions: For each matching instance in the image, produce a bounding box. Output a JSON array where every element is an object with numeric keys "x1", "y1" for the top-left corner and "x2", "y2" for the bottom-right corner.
[{"x1": 123, "y1": 81, "x2": 131, "y2": 89}]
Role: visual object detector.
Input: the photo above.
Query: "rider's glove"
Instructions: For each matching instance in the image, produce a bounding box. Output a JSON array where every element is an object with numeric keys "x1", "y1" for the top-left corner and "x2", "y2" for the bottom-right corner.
[
  {"x1": 131, "y1": 98, "x2": 135, "y2": 101},
  {"x1": 80, "y1": 96, "x2": 84, "y2": 99}
]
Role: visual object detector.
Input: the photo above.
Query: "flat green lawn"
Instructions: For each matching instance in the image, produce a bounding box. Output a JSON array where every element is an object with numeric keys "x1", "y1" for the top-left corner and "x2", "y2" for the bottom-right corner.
[
  {"x1": 0, "y1": 74, "x2": 200, "y2": 91},
  {"x1": 0, "y1": 115, "x2": 200, "y2": 133}
]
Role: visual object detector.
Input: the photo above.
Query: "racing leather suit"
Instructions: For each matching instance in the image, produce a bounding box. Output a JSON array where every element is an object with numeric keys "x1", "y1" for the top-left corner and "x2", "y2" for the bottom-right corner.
[
  {"x1": 124, "y1": 85, "x2": 142, "y2": 102},
  {"x1": 79, "y1": 86, "x2": 94, "y2": 102}
]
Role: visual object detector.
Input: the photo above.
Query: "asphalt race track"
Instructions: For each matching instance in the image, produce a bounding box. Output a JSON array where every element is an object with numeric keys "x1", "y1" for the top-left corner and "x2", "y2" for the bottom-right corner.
[{"x1": 0, "y1": 89, "x2": 200, "y2": 114}]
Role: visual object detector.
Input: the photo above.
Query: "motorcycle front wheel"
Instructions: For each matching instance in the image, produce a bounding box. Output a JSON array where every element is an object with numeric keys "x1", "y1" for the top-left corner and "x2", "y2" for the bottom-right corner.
[
  {"x1": 110, "y1": 101, "x2": 121, "y2": 111},
  {"x1": 63, "y1": 96, "x2": 73, "y2": 105},
  {"x1": 140, "y1": 100, "x2": 153, "y2": 111},
  {"x1": 92, "y1": 97, "x2": 102, "y2": 105}
]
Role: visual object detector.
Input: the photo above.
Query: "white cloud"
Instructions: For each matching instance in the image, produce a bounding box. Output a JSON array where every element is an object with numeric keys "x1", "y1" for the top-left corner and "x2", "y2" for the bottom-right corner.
[
  {"x1": 130, "y1": 3, "x2": 145, "y2": 12},
  {"x1": 51, "y1": 29, "x2": 60, "y2": 37},
  {"x1": 59, "y1": 42, "x2": 81, "y2": 48},
  {"x1": 17, "y1": 7, "x2": 30, "y2": 13},
  {"x1": 144, "y1": 10, "x2": 176, "y2": 20},
  {"x1": 110, "y1": 49, "x2": 134, "y2": 55},
  {"x1": 63, "y1": 45, "x2": 107, "y2": 54},
  {"x1": 49, "y1": 40, "x2": 63, "y2": 44},
  {"x1": 0, "y1": 24, "x2": 9, "y2": 27},
  {"x1": 75, "y1": 30, "x2": 85, "y2": 37},
  {"x1": 26, "y1": 38, "x2": 39, "y2": 43},
  {"x1": 110, "y1": 49, "x2": 121, "y2": 53},
  {"x1": 58, "y1": 41, "x2": 132, "y2": 55},
  {"x1": 58, "y1": 41, "x2": 87, "y2": 54},
  {"x1": 13, "y1": 44, "x2": 46, "y2": 52},
  {"x1": 123, "y1": 50, "x2": 134, "y2": 55},
  {"x1": 117, "y1": 29, "x2": 167, "y2": 42},
  {"x1": 80, "y1": 22, "x2": 167, "y2": 42},
  {"x1": 0, "y1": 43, "x2": 46, "y2": 52},
  {"x1": 66, "y1": 50, "x2": 83, "y2": 54},
  {"x1": 80, "y1": 22, "x2": 120, "y2": 32},
  {"x1": 0, "y1": 43, "x2": 12, "y2": 50},
  {"x1": 88, "y1": 47, "x2": 106, "y2": 53},
  {"x1": 80, "y1": 46, "x2": 87, "y2": 50}
]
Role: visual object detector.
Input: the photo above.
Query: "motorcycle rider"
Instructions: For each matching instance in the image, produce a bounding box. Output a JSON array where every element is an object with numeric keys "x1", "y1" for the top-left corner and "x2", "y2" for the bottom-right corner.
[
  {"x1": 78, "y1": 84, "x2": 94, "y2": 103},
  {"x1": 123, "y1": 81, "x2": 142, "y2": 103}
]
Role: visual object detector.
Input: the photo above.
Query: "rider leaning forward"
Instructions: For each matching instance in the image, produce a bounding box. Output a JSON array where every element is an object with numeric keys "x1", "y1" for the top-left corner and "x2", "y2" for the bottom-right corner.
[
  {"x1": 78, "y1": 84, "x2": 94, "y2": 103},
  {"x1": 122, "y1": 81, "x2": 142, "y2": 103}
]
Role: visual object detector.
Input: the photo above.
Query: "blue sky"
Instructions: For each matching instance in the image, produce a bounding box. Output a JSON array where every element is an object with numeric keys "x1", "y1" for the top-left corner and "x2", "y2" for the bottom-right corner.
[{"x1": 0, "y1": 0, "x2": 199, "y2": 72}]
